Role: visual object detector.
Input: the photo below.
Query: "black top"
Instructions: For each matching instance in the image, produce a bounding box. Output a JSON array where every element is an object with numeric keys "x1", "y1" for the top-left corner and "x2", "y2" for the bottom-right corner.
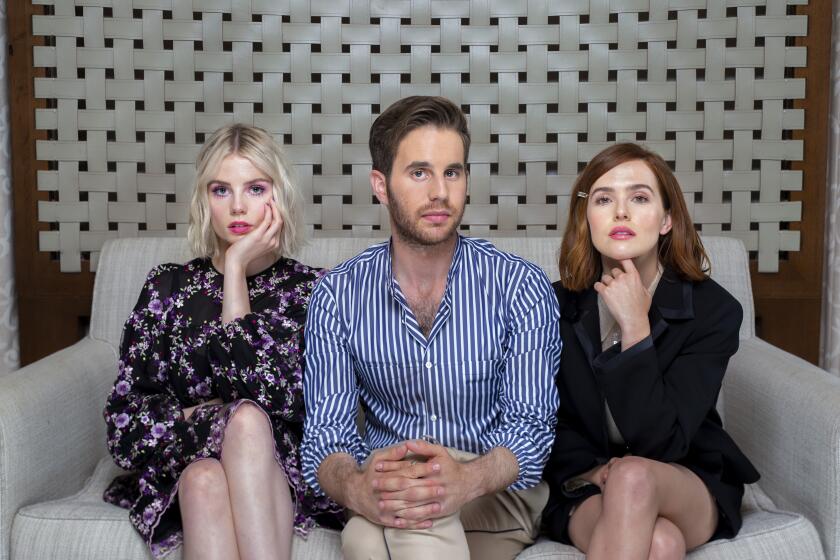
[{"x1": 542, "y1": 268, "x2": 760, "y2": 541}]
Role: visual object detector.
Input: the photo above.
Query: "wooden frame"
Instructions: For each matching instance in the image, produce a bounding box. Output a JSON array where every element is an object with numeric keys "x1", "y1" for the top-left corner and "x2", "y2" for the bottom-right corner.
[
  {"x1": 9, "y1": 2, "x2": 95, "y2": 365},
  {"x1": 749, "y1": 1, "x2": 832, "y2": 364}
]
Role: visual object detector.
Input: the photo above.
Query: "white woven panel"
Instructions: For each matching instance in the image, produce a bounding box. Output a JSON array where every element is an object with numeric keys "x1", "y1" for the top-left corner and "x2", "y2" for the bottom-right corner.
[{"x1": 31, "y1": 0, "x2": 807, "y2": 272}]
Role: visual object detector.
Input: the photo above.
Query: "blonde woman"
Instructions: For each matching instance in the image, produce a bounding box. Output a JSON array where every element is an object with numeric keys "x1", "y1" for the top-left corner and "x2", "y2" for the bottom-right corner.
[{"x1": 103, "y1": 124, "x2": 343, "y2": 559}]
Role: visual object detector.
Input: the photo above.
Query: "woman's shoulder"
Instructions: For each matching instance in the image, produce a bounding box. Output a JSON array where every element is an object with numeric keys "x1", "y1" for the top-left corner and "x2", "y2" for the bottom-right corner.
[
  {"x1": 687, "y1": 275, "x2": 744, "y2": 330},
  {"x1": 142, "y1": 258, "x2": 212, "y2": 293},
  {"x1": 146, "y1": 257, "x2": 209, "y2": 276},
  {"x1": 551, "y1": 279, "x2": 585, "y2": 306},
  {"x1": 279, "y1": 257, "x2": 328, "y2": 286},
  {"x1": 551, "y1": 279, "x2": 567, "y2": 295},
  {"x1": 691, "y1": 275, "x2": 742, "y2": 312}
]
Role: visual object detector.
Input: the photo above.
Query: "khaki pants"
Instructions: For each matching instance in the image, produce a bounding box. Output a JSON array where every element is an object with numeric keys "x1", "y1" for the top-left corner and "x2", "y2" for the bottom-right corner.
[{"x1": 341, "y1": 449, "x2": 548, "y2": 560}]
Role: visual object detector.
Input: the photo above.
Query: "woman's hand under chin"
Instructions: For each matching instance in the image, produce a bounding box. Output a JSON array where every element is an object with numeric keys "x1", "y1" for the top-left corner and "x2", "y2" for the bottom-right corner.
[
  {"x1": 218, "y1": 200, "x2": 283, "y2": 324},
  {"x1": 224, "y1": 199, "x2": 283, "y2": 276},
  {"x1": 594, "y1": 258, "x2": 652, "y2": 350}
]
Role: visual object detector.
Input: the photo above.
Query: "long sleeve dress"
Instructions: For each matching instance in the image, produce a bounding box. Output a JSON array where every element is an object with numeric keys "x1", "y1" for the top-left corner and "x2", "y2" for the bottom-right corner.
[{"x1": 103, "y1": 256, "x2": 344, "y2": 558}]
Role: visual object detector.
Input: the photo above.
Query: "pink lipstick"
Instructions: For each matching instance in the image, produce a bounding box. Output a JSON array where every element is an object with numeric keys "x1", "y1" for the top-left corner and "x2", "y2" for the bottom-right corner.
[
  {"x1": 228, "y1": 221, "x2": 252, "y2": 235},
  {"x1": 609, "y1": 226, "x2": 635, "y2": 240}
]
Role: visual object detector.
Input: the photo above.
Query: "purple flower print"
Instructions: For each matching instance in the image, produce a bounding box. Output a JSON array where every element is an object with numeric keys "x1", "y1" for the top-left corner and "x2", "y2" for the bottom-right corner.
[
  {"x1": 151, "y1": 423, "x2": 167, "y2": 439},
  {"x1": 148, "y1": 299, "x2": 163, "y2": 315},
  {"x1": 114, "y1": 413, "x2": 130, "y2": 429},
  {"x1": 142, "y1": 506, "x2": 156, "y2": 525},
  {"x1": 195, "y1": 382, "x2": 210, "y2": 397},
  {"x1": 115, "y1": 380, "x2": 131, "y2": 396}
]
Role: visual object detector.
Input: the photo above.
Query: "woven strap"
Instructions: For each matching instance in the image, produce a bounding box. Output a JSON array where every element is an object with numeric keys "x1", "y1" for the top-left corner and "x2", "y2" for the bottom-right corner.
[{"x1": 32, "y1": 0, "x2": 806, "y2": 272}]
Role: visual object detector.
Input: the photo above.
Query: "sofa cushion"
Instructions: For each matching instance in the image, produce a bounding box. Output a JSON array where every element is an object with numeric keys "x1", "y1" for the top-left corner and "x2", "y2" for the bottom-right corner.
[
  {"x1": 10, "y1": 459, "x2": 340, "y2": 560},
  {"x1": 13, "y1": 460, "x2": 822, "y2": 560}
]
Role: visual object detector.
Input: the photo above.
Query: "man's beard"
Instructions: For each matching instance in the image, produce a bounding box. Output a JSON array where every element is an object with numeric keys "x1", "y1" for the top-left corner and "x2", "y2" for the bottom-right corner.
[{"x1": 386, "y1": 182, "x2": 464, "y2": 248}]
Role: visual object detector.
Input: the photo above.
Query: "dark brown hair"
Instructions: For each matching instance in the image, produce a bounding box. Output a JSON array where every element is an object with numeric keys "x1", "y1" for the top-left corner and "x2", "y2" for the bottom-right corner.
[
  {"x1": 369, "y1": 96, "x2": 470, "y2": 179},
  {"x1": 559, "y1": 143, "x2": 709, "y2": 291}
]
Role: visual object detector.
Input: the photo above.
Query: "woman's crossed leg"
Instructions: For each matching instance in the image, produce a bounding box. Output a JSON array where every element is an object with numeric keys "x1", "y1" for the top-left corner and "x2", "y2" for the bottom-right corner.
[{"x1": 569, "y1": 456, "x2": 717, "y2": 560}]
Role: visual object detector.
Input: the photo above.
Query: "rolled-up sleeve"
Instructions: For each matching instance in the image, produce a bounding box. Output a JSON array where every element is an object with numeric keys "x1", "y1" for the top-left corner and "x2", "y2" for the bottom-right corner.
[
  {"x1": 482, "y1": 269, "x2": 561, "y2": 490},
  {"x1": 301, "y1": 277, "x2": 368, "y2": 496}
]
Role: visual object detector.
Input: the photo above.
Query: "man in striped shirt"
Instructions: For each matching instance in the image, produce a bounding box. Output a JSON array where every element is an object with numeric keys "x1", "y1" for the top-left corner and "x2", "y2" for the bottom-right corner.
[{"x1": 301, "y1": 96, "x2": 561, "y2": 559}]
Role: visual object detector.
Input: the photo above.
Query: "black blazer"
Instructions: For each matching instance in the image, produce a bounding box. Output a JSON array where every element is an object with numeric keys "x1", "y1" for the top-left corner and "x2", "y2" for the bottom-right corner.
[{"x1": 542, "y1": 268, "x2": 760, "y2": 541}]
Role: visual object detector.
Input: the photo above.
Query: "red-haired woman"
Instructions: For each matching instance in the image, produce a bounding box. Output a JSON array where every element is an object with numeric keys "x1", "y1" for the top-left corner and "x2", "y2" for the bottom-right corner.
[{"x1": 541, "y1": 143, "x2": 759, "y2": 559}]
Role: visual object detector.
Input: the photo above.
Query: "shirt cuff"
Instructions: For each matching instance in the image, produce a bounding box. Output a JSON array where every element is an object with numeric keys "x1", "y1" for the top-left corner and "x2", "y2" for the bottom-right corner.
[
  {"x1": 302, "y1": 439, "x2": 368, "y2": 496},
  {"x1": 482, "y1": 432, "x2": 542, "y2": 491},
  {"x1": 591, "y1": 334, "x2": 654, "y2": 372}
]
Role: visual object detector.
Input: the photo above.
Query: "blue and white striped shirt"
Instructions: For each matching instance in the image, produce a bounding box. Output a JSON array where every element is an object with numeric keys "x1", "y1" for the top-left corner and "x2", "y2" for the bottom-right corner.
[{"x1": 301, "y1": 236, "x2": 561, "y2": 495}]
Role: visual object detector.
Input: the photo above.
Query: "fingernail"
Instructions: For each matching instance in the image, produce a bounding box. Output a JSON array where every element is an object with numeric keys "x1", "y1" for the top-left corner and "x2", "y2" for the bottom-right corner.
[
  {"x1": 372, "y1": 479, "x2": 379, "y2": 488},
  {"x1": 375, "y1": 462, "x2": 383, "y2": 471},
  {"x1": 432, "y1": 463, "x2": 441, "y2": 471},
  {"x1": 436, "y1": 487, "x2": 444, "y2": 496}
]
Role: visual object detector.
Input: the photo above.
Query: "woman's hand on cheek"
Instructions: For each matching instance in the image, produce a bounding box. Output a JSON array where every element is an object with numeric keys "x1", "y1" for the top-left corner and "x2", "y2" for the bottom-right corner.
[
  {"x1": 594, "y1": 259, "x2": 652, "y2": 346},
  {"x1": 225, "y1": 200, "x2": 283, "y2": 273}
]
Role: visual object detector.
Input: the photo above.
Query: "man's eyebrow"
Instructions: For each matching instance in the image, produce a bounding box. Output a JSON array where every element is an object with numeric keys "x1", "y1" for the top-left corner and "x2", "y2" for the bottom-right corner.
[
  {"x1": 404, "y1": 161, "x2": 431, "y2": 171},
  {"x1": 402, "y1": 161, "x2": 465, "y2": 171}
]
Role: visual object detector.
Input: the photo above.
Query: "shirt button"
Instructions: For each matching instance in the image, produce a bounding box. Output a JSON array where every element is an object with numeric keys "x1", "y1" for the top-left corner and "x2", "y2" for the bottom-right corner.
[
  {"x1": 430, "y1": 414, "x2": 438, "y2": 422},
  {"x1": 425, "y1": 361, "x2": 432, "y2": 369}
]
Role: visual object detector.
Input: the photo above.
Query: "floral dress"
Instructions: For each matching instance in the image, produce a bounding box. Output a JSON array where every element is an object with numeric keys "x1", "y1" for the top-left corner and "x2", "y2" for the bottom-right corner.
[{"x1": 103, "y1": 256, "x2": 344, "y2": 558}]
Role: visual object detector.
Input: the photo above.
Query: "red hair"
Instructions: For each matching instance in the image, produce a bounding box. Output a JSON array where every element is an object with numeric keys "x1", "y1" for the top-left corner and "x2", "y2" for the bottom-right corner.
[{"x1": 559, "y1": 143, "x2": 709, "y2": 291}]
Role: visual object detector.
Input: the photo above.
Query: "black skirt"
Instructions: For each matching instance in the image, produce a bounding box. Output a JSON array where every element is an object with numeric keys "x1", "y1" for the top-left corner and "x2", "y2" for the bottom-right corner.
[{"x1": 541, "y1": 454, "x2": 745, "y2": 546}]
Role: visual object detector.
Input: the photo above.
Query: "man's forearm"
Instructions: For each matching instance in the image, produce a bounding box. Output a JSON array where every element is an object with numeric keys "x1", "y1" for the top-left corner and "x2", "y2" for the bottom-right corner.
[
  {"x1": 461, "y1": 447, "x2": 520, "y2": 501},
  {"x1": 317, "y1": 452, "x2": 362, "y2": 509}
]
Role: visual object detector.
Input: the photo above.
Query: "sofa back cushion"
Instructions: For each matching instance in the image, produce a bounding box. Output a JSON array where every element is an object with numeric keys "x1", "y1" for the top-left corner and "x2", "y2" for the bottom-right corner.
[
  {"x1": 90, "y1": 235, "x2": 754, "y2": 348},
  {"x1": 90, "y1": 238, "x2": 193, "y2": 348}
]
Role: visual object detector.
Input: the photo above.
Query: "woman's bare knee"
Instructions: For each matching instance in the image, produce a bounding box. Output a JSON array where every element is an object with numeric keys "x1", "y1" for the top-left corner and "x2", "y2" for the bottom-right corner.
[
  {"x1": 649, "y1": 517, "x2": 686, "y2": 560},
  {"x1": 226, "y1": 402, "x2": 273, "y2": 443},
  {"x1": 604, "y1": 457, "x2": 657, "y2": 507},
  {"x1": 179, "y1": 460, "x2": 227, "y2": 503}
]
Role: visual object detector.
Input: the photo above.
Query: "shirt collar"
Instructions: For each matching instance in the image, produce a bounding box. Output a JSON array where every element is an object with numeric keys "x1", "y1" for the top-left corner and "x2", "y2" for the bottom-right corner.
[{"x1": 385, "y1": 234, "x2": 465, "y2": 301}]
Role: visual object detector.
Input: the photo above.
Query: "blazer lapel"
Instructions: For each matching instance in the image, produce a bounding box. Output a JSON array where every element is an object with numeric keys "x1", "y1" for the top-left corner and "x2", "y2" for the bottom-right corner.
[
  {"x1": 569, "y1": 289, "x2": 601, "y2": 368},
  {"x1": 649, "y1": 268, "x2": 695, "y2": 340}
]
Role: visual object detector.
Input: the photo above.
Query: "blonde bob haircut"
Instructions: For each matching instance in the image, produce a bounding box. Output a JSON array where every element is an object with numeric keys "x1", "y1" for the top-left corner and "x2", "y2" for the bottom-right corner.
[
  {"x1": 188, "y1": 124, "x2": 303, "y2": 259},
  {"x1": 559, "y1": 142, "x2": 710, "y2": 291}
]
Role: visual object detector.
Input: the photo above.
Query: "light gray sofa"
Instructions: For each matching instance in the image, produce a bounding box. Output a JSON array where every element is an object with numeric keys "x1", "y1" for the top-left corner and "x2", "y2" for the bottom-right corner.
[{"x1": 1, "y1": 236, "x2": 836, "y2": 560}]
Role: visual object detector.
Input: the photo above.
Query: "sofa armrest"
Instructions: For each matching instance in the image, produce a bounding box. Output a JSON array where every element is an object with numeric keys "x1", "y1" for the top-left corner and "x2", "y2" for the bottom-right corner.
[
  {"x1": 0, "y1": 337, "x2": 117, "y2": 560},
  {"x1": 723, "y1": 336, "x2": 840, "y2": 560}
]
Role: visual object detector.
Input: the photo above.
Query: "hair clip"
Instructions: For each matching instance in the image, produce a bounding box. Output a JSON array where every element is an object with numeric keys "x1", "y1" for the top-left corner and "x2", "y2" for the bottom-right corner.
[{"x1": 576, "y1": 191, "x2": 589, "y2": 198}]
